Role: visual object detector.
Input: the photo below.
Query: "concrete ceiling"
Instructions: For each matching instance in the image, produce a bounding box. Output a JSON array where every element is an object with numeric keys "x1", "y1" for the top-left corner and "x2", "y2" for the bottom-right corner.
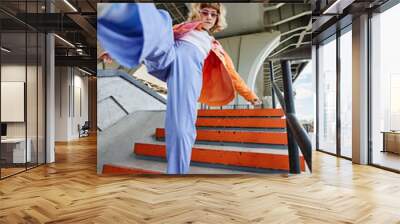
[{"x1": 213, "y1": 3, "x2": 265, "y2": 39}]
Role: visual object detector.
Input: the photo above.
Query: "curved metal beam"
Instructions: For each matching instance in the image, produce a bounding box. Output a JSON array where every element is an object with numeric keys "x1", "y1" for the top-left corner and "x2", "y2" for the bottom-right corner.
[
  {"x1": 264, "y1": 3, "x2": 285, "y2": 12},
  {"x1": 264, "y1": 11, "x2": 312, "y2": 28}
]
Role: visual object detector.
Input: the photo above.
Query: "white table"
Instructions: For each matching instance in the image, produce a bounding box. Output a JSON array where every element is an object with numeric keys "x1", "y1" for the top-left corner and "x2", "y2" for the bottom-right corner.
[{"x1": 1, "y1": 138, "x2": 31, "y2": 163}]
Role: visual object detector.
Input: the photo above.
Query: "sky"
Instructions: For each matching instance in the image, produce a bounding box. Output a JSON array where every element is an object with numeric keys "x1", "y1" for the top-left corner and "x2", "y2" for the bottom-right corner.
[{"x1": 293, "y1": 62, "x2": 314, "y2": 122}]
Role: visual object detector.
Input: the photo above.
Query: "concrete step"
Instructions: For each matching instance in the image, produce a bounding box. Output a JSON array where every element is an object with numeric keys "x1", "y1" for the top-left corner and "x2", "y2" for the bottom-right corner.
[
  {"x1": 197, "y1": 108, "x2": 284, "y2": 117},
  {"x1": 155, "y1": 128, "x2": 288, "y2": 145},
  {"x1": 196, "y1": 117, "x2": 286, "y2": 128},
  {"x1": 102, "y1": 159, "x2": 275, "y2": 175},
  {"x1": 133, "y1": 142, "x2": 305, "y2": 172},
  {"x1": 103, "y1": 164, "x2": 162, "y2": 174},
  {"x1": 187, "y1": 141, "x2": 288, "y2": 149}
]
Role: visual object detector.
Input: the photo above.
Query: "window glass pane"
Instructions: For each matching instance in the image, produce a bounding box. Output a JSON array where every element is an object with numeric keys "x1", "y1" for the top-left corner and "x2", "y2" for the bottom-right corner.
[
  {"x1": 1, "y1": 30, "x2": 28, "y2": 177},
  {"x1": 27, "y1": 31, "x2": 38, "y2": 169},
  {"x1": 0, "y1": 0, "x2": 46, "y2": 178},
  {"x1": 318, "y1": 37, "x2": 337, "y2": 154},
  {"x1": 340, "y1": 29, "x2": 352, "y2": 158},
  {"x1": 371, "y1": 3, "x2": 400, "y2": 171},
  {"x1": 294, "y1": 62, "x2": 315, "y2": 144},
  {"x1": 38, "y1": 32, "x2": 45, "y2": 165}
]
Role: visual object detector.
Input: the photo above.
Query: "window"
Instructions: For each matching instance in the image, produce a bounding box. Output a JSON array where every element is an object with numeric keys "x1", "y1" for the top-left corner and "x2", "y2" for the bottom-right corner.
[
  {"x1": 0, "y1": 1, "x2": 47, "y2": 179},
  {"x1": 370, "y1": 3, "x2": 400, "y2": 171},
  {"x1": 317, "y1": 37, "x2": 337, "y2": 154},
  {"x1": 294, "y1": 62, "x2": 315, "y2": 144},
  {"x1": 340, "y1": 28, "x2": 352, "y2": 158}
]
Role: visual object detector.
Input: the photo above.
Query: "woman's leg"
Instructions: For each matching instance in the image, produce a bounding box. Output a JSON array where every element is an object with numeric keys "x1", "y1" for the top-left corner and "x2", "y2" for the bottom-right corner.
[
  {"x1": 97, "y1": 3, "x2": 175, "y2": 81},
  {"x1": 165, "y1": 41, "x2": 204, "y2": 174}
]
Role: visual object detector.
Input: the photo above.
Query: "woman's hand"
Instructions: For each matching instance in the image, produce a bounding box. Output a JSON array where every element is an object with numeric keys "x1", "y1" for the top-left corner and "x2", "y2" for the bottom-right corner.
[
  {"x1": 250, "y1": 97, "x2": 262, "y2": 106},
  {"x1": 98, "y1": 51, "x2": 113, "y2": 64}
]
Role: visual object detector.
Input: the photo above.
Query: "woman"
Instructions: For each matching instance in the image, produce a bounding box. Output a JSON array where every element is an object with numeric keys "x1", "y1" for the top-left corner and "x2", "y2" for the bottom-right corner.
[{"x1": 98, "y1": 3, "x2": 262, "y2": 174}]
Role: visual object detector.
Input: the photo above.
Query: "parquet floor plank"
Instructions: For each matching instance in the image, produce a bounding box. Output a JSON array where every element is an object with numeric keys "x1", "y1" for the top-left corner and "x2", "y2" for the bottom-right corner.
[{"x1": 0, "y1": 135, "x2": 399, "y2": 223}]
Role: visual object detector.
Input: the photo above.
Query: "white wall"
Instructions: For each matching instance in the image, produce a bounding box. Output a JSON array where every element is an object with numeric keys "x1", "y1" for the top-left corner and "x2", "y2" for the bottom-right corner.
[
  {"x1": 55, "y1": 67, "x2": 89, "y2": 141},
  {"x1": 1, "y1": 65, "x2": 38, "y2": 138},
  {"x1": 73, "y1": 73, "x2": 89, "y2": 138},
  {"x1": 1, "y1": 63, "x2": 46, "y2": 164},
  {"x1": 1, "y1": 65, "x2": 25, "y2": 132},
  {"x1": 1, "y1": 65, "x2": 26, "y2": 140},
  {"x1": 55, "y1": 66, "x2": 68, "y2": 141}
]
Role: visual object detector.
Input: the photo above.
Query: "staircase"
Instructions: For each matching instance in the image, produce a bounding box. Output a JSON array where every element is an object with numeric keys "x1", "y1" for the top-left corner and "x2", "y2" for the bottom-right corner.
[{"x1": 103, "y1": 108, "x2": 305, "y2": 174}]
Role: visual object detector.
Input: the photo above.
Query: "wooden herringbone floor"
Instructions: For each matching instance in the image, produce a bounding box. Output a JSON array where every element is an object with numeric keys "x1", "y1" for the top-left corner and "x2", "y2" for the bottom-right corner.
[{"x1": 1, "y1": 134, "x2": 400, "y2": 223}]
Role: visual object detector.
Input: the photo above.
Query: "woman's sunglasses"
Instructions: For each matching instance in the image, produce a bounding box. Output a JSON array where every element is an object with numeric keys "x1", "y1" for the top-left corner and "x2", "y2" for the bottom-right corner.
[{"x1": 199, "y1": 9, "x2": 218, "y2": 19}]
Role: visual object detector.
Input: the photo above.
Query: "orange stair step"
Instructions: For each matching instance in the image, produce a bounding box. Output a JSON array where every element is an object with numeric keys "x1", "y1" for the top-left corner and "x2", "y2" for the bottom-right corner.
[
  {"x1": 196, "y1": 117, "x2": 286, "y2": 128},
  {"x1": 197, "y1": 108, "x2": 284, "y2": 117},
  {"x1": 134, "y1": 143, "x2": 305, "y2": 171},
  {"x1": 155, "y1": 128, "x2": 288, "y2": 145},
  {"x1": 102, "y1": 164, "x2": 162, "y2": 174}
]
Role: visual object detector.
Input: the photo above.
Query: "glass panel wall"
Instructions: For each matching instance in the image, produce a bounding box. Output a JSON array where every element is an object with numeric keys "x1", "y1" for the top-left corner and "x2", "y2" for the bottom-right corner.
[
  {"x1": 0, "y1": 2, "x2": 28, "y2": 177},
  {"x1": 339, "y1": 28, "x2": 352, "y2": 158},
  {"x1": 27, "y1": 31, "x2": 38, "y2": 169},
  {"x1": 317, "y1": 36, "x2": 337, "y2": 154},
  {"x1": 293, "y1": 62, "x2": 315, "y2": 146},
  {"x1": 38, "y1": 31, "x2": 45, "y2": 165},
  {"x1": 371, "y1": 3, "x2": 400, "y2": 171},
  {"x1": 0, "y1": 1, "x2": 46, "y2": 179}
]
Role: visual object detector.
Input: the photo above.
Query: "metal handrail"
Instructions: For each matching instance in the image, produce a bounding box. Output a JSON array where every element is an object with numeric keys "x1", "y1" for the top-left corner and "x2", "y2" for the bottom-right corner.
[{"x1": 272, "y1": 81, "x2": 312, "y2": 171}]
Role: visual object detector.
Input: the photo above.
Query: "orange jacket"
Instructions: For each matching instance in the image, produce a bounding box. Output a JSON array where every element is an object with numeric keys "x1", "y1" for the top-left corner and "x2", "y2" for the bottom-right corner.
[{"x1": 173, "y1": 21, "x2": 258, "y2": 106}]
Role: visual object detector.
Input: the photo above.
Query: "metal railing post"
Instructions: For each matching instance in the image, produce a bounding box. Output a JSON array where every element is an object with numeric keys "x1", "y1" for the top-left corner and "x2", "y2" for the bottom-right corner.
[
  {"x1": 269, "y1": 61, "x2": 276, "y2": 109},
  {"x1": 281, "y1": 60, "x2": 301, "y2": 174}
]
